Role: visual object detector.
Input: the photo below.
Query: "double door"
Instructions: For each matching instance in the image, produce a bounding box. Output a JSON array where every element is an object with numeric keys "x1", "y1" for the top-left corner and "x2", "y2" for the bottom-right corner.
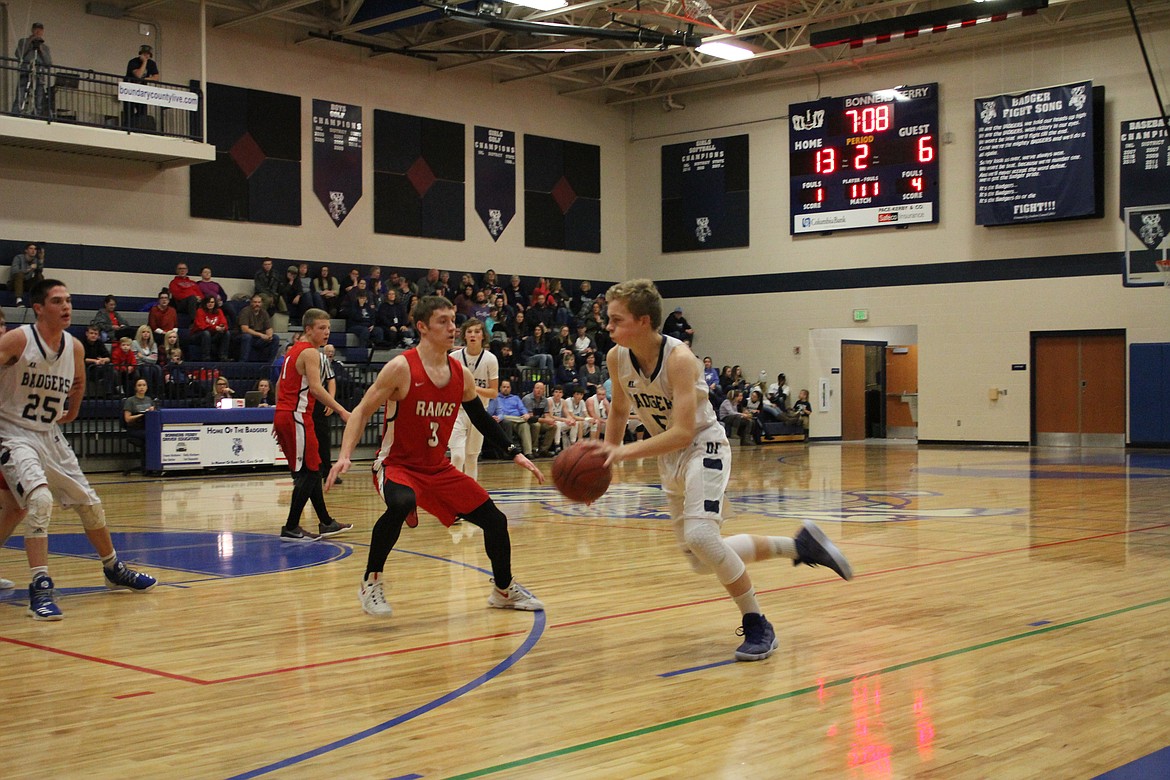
[{"x1": 1032, "y1": 331, "x2": 1125, "y2": 447}]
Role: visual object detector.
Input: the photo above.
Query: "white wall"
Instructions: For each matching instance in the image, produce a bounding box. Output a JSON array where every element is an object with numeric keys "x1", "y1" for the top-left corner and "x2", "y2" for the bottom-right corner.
[
  {"x1": 624, "y1": 19, "x2": 1170, "y2": 443},
  {"x1": 0, "y1": 0, "x2": 630, "y2": 300}
]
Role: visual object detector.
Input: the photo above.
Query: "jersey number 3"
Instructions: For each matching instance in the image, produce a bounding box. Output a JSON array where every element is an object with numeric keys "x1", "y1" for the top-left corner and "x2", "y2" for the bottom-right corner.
[{"x1": 428, "y1": 421, "x2": 440, "y2": 448}]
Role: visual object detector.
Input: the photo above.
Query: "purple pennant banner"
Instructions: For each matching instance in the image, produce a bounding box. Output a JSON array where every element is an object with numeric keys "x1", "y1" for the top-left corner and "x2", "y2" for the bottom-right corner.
[
  {"x1": 312, "y1": 99, "x2": 362, "y2": 227},
  {"x1": 474, "y1": 126, "x2": 516, "y2": 241}
]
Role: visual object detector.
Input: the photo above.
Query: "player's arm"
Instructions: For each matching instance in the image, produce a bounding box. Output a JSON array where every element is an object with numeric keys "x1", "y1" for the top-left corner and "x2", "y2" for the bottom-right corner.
[
  {"x1": 323, "y1": 376, "x2": 337, "y2": 417},
  {"x1": 601, "y1": 347, "x2": 630, "y2": 447},
  {"x1": 326, "y1": 355, "x2": 408, "y2": 490},
  {"x1": 0, "y1": 326, "x2": 28, "y2": 368},
  {"x1": 59, "y1": 339, "x2": 86, "y2": 425},
  {"x1": 298, "y1": 347, "x2": 348, "y2": 421},
  {"x1": 604, "y1": 345, "x2": 700, "y2": 464},
  {"x1": 459, "y1": 364, "x2": 542, "y2": 482}
]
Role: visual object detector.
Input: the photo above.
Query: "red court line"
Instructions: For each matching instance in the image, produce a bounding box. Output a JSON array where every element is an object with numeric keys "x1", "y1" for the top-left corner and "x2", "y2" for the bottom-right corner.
[
  {"x1": 6, "y1": 520, "x2": 1168, "y2": 686},
  {"x1": 114, "y1": 691, "x2": 155, "y2": 699}
]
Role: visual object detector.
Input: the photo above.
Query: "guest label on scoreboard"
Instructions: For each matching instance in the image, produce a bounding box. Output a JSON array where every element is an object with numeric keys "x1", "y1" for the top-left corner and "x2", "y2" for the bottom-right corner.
[{"x1": 789, "y1": 83, "x2": 939, "y2": 234}]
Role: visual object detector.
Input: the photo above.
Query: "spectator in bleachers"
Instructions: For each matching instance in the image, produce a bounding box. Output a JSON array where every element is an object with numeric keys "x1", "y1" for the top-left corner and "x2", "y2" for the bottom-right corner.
[
  {"x1": 766, "y1": 373, "x2": 791, "y2": 410},
  {"x1": 546, "y1": 384, "x2": 579, "y2": 452},
  {"x1": 168, "y1": 262, "x2": 202, "y2": 318},
  {"x1": 578, "y1": 351, "x2": 605, "y2": 395},
  {"x1": 743, "y1": 388, "x2": 766, "y2": 444},
  {"x1": 555, "y1": 352, "x2": 578, "y2": 388},
  {"x1": 191, "y1": 296, "x2": 230, "y2": 361},
  {"x1": 364, "y1": 267, "x2": 384, "y2": 299},
  {"x1": 482, "y1": 269, "x2": 504, "y2": 303},
  {"x1": 505, "y1": 274, "x2": 526, "y2": 309},
  {"x1": 82, "y1": 326, "x2": 115, "y2": 398},
  {"x1": 314, "y1": 265, "x2": 341, "y2": 317},
  {"x1": 162, "y1": 347, "x2": 191, "y2": 399},
  {"x1": 238, "y1": 293, "x2": 279, "y2": 363},
  {"x1": 522, "y1": 381, "x2": 557, "y2": 457},
  {"x1": 254, "y1": 258, "x2": 283, "y2": 313},
  {"x1": 111, "y1": 336, "x2": 138, "y2": 395},
  {"x1": 529, "y1": 276, "x2": 551, "y2": 308},
  {"x1": 573, "y1": 323, "x2": 595, "y2": 360},
  {"x1": 719, "y1": 389, "x2": 753, "y2": 446},
  {"x1": 389, "y1": 270, "x2": 416, "y2": 299},
  {"x1": 471, "y1": 290, "x2": 491, "y2": 322},
  {"x1": 90, "y1": 295, "x2": 137, "y2": 343},
  {"x1": 437, "y1": 270, "x2": 453, "y2": 299},
  {"x1": 122, "y1": 379, "x2": 156, "y2": 445},
  {"x1": 9, "y1": 242, "x2": 41, "y2": 302},
  {"x1": 416, "y1": 268, "x2": 442, "y2": 298},
  {"x1": 282, "y1": 265, "x2": 308, "y2": 321},
  {"x1": 12, "y1": 23, "x2": 51, "y2": 117},
  {"x1": 453, "y1": 284, "x2": 476, "y2": 322},
  {"x1": 793, "y1": 389, "x2": 812, "y2": 436},
  {"x1": 489, "y1": 379, "x2": 533, "y2": 457},
  {"x1": 511, "y1": 309, "x2": 530, "y2": 349},
  {"x1": 375, "y1": 288, "x2": 408, "y2": 348},
  {"x1": 663, "y1": 307, "x2": 695, "y2": 344},
  {"x1": 158, "y1": 330, "x2": 181, "y2": 364},
  {"x1": 342, "y1": 276, "x2": 368, "y2": 306},
  {"x1": 583, "y1": 300, "x2": 608, "y2": 348},
  {"x1": 148, "y1": 290, "x2": 177, "y2": 344},
  {"x1": 520, "y1": 322, "x2": 555, "y2": 376},
  {"x1": 340, "y1": 268, "x2": 361, "y2": 301},
  {"x1": 294, "y1": 263, "x2": 325, "y2": 312},
  {"x1": 571, "y1": 280, "x2": 594, "y2": 318},
  {"x1": 527, "y1": 294, "x2": 555, "y2": 330},
  {"x1": 496, "y1": 342, "x2": 519, "y2": 387},
  {"x1": 254, "y1": 378, "x2": 274, "y2": 407},
  {"x1": 567, "y1": 387, "x2": 588, "y2": 439},
  {"x1": 730, "y1": 365, "x2": 748, "y2": 395},
  {"x1": 342, "y1": 288, "x2": 380, "y2": 353},
  {"x1": 719, "y1": 365, "x2": 734, "y2": 393},
  {"x1": 553, "y1": 324, "x2": 575, "y2": 360},
  {"x1": 131, "y1": 325, "x2": 163, "y2": 396}
]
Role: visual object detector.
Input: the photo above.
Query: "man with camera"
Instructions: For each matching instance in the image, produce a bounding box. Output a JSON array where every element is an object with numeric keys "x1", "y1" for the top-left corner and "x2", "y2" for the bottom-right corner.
[{"x1": 13, "y1": 23, "x2": 51, "y2": 116}]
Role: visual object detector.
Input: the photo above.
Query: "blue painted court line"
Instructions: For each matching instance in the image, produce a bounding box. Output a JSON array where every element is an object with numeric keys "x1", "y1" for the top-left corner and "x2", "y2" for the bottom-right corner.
[
  {"x1": 1028, "y1": 620, "x2": 1052, "y2": 626},
  {"x1": 659, "y1": 659, "x2": 737, "y2": 677},
  {"x1": 226, "y1": 609, "x2": 548, "y2": 780},
  {"x1": 388, "y1": 775, "x2": 423, "y2": 780},
  {"x1": 1094, "y1": 745, "x2": 1170, "y2": 779}
]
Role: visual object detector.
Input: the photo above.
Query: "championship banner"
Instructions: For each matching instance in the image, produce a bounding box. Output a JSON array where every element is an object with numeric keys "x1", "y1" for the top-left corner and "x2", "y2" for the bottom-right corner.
[
  {"x1": 1120, "y1": 117, "x2": 1170, "y2": 219},
  {"x1": 312, "y1": 100, "x2": 362, "y2": 227},
  {"x1": 474, "y1": 126, "x2": 516, "y2": 241},
  {"x1": 975, "y1": 81, "x2": 1097, "y2": 226},
  {"x1": 661, "y1": 134, "x2": 749, "y2": 253}
]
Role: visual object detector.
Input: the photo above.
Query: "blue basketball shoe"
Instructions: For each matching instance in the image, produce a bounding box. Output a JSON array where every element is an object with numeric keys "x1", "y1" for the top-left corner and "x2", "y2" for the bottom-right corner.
[
  {"x1": 28, "y1": 574, "x2": 63, "y2": 621},
  {"x1": 793, "y1": 520, "x2": 854, "y2": 581},
  {"x1": 104, "y1": 561, "x2": 158, "y2": 591},
  {"x1": 735, "y1": 613, "x2": 778, "y2": 661}
]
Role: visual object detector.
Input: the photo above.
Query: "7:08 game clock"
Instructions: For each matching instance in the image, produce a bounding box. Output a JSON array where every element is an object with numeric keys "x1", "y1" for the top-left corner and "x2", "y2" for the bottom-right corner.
[{"x1": 789, "y1": 83, "x2": 939, "y2": 234}]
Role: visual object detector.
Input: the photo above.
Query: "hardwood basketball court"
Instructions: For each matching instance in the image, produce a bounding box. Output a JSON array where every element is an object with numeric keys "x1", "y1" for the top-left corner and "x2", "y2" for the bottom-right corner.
[{"x1": 1, "y1": 442, "x2": 1168, "y2": 778}]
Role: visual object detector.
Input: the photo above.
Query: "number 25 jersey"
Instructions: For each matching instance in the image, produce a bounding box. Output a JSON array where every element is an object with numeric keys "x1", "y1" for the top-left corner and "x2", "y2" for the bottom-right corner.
[
  {"x1": 377, "y1": 348, "x2": 464, "y2": 473},
  {"x1": 611, "y1": 334, "x2": 722, "y2": 442},
  {"x1": 0, "y1": 325, "x2": 77, "y2": 432}
]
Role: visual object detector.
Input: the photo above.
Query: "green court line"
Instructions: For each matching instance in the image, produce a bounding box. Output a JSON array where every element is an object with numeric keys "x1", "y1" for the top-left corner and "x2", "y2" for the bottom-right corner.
[{"x1": 445, "y1": 594, "x2": 1170, "y2": 779}]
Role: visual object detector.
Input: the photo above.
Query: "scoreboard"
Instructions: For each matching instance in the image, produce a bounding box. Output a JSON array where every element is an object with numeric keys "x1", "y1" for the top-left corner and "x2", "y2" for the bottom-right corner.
[{"x1": 789, "y1": 83, "x2": 940, "y2": 234}]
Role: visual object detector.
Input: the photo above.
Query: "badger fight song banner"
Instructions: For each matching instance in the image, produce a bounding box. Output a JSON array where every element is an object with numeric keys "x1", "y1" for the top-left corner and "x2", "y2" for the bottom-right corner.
[
  {"x1": 312, "y1": 99, "x2": 363, "y2": 227},
  {"x1": 474, "y1": 126, "x2": 516, "y2": 241}
]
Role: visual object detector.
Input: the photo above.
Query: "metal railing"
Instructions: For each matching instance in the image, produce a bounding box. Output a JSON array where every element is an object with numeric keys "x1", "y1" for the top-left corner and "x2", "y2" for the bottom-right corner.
[{"x1": 1, "y1": 56, "x2": 202, "y2": 140}]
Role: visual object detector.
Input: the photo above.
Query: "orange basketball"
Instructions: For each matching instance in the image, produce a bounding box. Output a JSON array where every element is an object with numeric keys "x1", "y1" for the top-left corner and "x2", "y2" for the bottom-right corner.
[{"x1": 552, "y1": 443, "x2": 612, "y2": 503}]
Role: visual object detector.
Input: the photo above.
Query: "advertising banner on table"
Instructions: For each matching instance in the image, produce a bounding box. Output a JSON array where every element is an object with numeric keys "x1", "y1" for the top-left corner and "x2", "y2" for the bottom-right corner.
[
  {"x1": 975, "y1": 81, "x2": 1095, "y2": 226},
  {"x1": 160, "y1": 422, "x2": 280, "y2": 470},
  {"x1": 117, "y1": 82, "x2": 200, "y2": 110},
  {"x1": 661, "y1": 134, "x2": 749, "y2": 253},
  {"x1": 474, "y1": 126, "x2": 516, "y2": 241},
  {"x1": 312, "y1": 99, "x2": 362, "y2": 227}
]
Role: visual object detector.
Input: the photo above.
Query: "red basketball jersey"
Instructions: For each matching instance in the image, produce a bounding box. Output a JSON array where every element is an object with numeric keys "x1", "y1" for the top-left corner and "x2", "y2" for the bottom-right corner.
[
  {"x1": 379, "y1": 349, "x2": 464, "y2": 472},
  {"x1": 276, "y1": 341, "x2": 323, "y2": 414}
]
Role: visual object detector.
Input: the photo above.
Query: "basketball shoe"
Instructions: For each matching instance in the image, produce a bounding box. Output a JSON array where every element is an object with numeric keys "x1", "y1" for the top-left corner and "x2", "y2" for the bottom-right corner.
[
  {"x1": 0, "y1": 576, "x2": 14, "y2": 589},
  {"x1": 735, "y1": 613, "x2": 778, "y2": 661},
  {"x1": 28, "y1": 574, "x2": 63, "y2": 621},
  {"x1": 360, "y1": 572, "x2": 393, "y2": 617},
  {"x1": 280, "y1": 526, "x2": 321, "y2": 542},
  {"x1": 487, "y1": 579, "x2": 544, "y2": 611},
  {"x1": 104, "y1": 561, "x2": 158, "y2": 591},
  {"x1": 318, "y1": 519, "x2": 353, "y2": 538},
  {"x1": 793, "y1": 520, "x2": 854, "y2": 581}
]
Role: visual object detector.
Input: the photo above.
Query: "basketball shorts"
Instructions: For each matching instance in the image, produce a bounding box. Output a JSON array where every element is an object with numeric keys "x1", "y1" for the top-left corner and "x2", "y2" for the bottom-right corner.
[
  {"x1": 0, "y1": 421, "x2": 100, "y2": 509},
  {"x1": 374, "y1": 460, "x2": 490, "y2": 527},
  {"x1": 273, "y1": 409, "x2": 320, "y2": 473},
  {"x1": 448, "y1": 408, "x2": 484, "y2": 459},
  {"x1": 659, "y1": 430, "x2": 731, "y2": 534}
]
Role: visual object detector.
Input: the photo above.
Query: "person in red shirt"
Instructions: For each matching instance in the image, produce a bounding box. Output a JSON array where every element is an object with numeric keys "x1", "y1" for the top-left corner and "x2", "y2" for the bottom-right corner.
[
  {"x1": 190, "y1": 296, "x2": 230, "y2": 361},
  {"x1": 168, "y1": 262, "x2": 202, "y2": 318},
  {"x1": 274, "y1": 312, "x2": 351, "y2": 541},
  {"x1": 148, "y1": 290, "x2": 177, "y2": 343},
  {"x1": 110, "y1": 336, "x2": 137, "y2": 395},
  {"x1": 328, "y1": 296, "x2": 544, "y2": 617}
]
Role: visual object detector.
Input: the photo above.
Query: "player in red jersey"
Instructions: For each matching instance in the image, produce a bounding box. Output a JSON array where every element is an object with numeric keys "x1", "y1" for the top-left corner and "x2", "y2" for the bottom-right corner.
[
  {"x1": 274, "y1": 309, "x2": 352, "y2": 541},
  {"x1": 327, "y1": 296, "x2": 545, "y2": 617}
]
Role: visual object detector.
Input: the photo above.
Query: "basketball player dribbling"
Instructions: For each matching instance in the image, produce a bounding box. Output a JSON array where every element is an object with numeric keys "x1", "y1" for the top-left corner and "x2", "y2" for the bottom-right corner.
[
  {"x1": 327, "y1": 296, "x2": 544, "y2": 617},
  {"x1": 592, "y1": 279, "x2": 853, "y2": 661},
  {"x1": 0, "y1": 280, "x2": 156, "y2": 621}
]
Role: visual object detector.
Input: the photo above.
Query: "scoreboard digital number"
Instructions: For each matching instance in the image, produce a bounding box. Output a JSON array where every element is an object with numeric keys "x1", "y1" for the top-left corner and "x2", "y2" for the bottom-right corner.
[{"x1": 789, "y1": 83, "x2": 940, "y2": 234}]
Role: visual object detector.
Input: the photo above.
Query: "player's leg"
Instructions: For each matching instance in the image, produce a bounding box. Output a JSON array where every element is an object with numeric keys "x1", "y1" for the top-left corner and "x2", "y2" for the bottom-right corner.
[
  {"x1": 449, "y1": 411, "x2": 470, "y2": 473},
  {"x1": 0, "y1": 436, "x2": 65, "y2": 618},
  {"x1": 463, "y1": 499, "x2": 543, "y2": 611},
  {"x1": 726, "y1": 521, "x2": 852, "y2": 580},
  {"x1": 360, "y1": 477, "x2": 417, "y2": 616},
  {"x1": 463, "y1": 425, "x2": 484, "y2": 482},
  {"x1": 0, "y1": 483, "x2": 25, "y2": 590},
  {"x1": 274, "y1": 410, "x2": 323, "y2": 540}
]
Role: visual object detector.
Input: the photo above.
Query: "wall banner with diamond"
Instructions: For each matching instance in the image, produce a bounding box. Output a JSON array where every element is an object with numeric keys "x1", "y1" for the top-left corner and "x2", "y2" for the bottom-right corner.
[
  {"x1": 474, "y1": 126, "x2": 516, "y2": 241},
  {"x1": 661, "y1": 134, "x2": 749, "y2": 253},
  {"x1": 374, "y1": 110, "x2": 465, "y2": 241},
  {"x1": 312, "y1": 100, "x2": 362, "y2": 227}
]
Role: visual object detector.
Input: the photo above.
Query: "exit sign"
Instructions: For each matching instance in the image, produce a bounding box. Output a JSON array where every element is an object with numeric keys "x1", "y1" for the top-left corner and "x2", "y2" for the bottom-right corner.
[{"x1": 853, "y1": 309, "x2": 869, "y2": 322}]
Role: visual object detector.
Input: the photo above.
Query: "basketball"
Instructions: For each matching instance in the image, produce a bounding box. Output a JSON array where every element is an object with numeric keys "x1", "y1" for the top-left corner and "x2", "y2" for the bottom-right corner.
[{"x1": 552, "y1": 443, "x2": 612, "y2": 503}]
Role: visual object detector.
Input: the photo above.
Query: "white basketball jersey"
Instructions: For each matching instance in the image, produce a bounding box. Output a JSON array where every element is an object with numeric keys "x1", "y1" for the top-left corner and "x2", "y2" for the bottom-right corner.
[
  {"x1": 451, "y1": 347, "x2": 498, "y2": 408},
  {"x1": 0, "y1": 325, "x2": 78, "y2": 432},
  {"x1": 611, "y1": 335, "x2": 721, "y2": 440}
]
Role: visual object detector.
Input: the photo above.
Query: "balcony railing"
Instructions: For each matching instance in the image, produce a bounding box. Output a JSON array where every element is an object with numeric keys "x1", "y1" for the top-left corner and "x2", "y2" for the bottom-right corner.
[{"x1": 1, "y1": 56, "x2": 202, "y2": 141}]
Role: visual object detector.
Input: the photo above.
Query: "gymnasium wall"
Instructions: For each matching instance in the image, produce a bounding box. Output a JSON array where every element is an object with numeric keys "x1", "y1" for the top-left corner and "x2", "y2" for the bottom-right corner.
[
  {"x1": 0, "y1": 0, "x2": 629, "y2": 300},
  {"x1": 624, "y1": 18, "x2": 1170, "y2": 443}
]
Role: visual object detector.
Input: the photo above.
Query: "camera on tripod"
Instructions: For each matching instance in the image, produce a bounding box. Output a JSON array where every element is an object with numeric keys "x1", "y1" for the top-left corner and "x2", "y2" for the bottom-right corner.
[{"x1": 27, "y1": 36, "x2": 44, "y2": 49}]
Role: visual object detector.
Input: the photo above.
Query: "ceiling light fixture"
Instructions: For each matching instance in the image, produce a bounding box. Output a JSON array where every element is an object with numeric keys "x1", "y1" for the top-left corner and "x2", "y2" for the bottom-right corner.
[
  {"x1": 696, "y1": 41, "x2": 754, "y2": 61},
  {"x1": 506, "y1": 0, "x2": 568, "y2": 10}
]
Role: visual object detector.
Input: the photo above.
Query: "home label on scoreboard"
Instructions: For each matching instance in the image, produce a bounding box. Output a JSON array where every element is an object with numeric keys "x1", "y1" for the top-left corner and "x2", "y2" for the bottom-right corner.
[{"x1": 789, "y1": 83, "x2": 940, "y2": 234}]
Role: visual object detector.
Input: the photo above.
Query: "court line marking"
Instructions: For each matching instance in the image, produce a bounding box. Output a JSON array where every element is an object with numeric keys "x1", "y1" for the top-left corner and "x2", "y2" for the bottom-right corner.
[
  {"x1": 3, "y1": 521, "x2": 1168, "y2": 685},
  {"x1": 445, "y1": 594, "x2": 1170, "y2": 779},
  {"x1": 225, "y1": 610, "x2": 547, "y2": 780}
]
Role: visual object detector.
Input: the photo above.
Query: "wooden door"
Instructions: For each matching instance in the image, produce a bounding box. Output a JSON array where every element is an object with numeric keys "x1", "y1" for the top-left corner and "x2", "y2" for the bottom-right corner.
[
  {"x1": 885, "y1": 345, "x2": 918, "y2": 438},
  {"x1": 1033, "y1": 332, "x2": 1125, "y2": 447},
  {"x1": 841, "y1": 343, "x2": 867, "y2": 440}
]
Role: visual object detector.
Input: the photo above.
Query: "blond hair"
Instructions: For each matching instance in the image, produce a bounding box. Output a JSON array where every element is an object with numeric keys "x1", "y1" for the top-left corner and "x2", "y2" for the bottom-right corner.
[{"x1": 605, "y1": 279, "x2": 663, "y2": 330}]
